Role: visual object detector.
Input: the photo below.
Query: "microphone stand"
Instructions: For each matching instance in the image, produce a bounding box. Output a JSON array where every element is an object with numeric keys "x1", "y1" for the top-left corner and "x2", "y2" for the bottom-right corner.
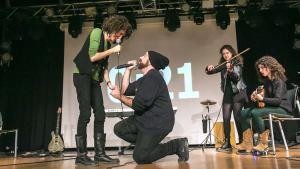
[
  {"x1": 202, "y1": 71, "x2": 228, "y2": 151},
  {"x1": 206, "y1": 104, "x2": 212, "y2": 144}
]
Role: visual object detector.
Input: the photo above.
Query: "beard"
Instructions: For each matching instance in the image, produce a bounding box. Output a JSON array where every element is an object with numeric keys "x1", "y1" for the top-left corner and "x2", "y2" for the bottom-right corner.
[{"x1": 137, "y1": 59, "x2": 149, "y2": 69}]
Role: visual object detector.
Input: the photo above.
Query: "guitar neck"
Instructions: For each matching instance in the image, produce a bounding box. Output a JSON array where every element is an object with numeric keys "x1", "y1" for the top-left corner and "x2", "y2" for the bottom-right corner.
[{"x1": 55, "y1": 113, "x2": 61, "y2": 135}]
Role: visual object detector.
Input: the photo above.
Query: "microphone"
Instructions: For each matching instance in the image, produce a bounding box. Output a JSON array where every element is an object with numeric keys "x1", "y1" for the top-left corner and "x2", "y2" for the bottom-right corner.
[
  {"x1": 116, "y1": 63, "x2": 134, "y2": 69},
  {"x1": 116, "y1": 38, "x2": 121, "y2": 56}
]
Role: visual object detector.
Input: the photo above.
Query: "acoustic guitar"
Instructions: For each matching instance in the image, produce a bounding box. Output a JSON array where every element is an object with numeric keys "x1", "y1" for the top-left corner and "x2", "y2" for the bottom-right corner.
[
  {"x1": 255, "y1": 85, "x2": 265, "y2": 108},
  {"x1": 48, "y1": 107, "x2": 64, "y2": 153}
]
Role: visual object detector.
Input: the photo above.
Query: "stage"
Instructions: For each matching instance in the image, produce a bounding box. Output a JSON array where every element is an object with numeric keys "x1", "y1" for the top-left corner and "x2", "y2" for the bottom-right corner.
[{"x1": 1, "y1": 145, "x2": 300, "y2": 169}]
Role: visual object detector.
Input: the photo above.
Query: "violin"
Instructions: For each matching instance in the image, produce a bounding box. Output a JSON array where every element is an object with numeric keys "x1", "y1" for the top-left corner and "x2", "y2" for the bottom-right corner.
[{"x1": 205, "y1": 48, "x2": 250, "y2": 75}]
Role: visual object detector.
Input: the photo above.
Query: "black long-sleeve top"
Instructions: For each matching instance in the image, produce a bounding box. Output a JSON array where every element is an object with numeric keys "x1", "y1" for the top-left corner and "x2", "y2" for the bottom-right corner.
[
  {"x1": 124, "y1": 69, "x2": 174, "y2": 134},
  {"x1": 206, "y1": 64, "x2": 247, "y2": 93},
  {"x1": 263, "y1": 79, "x2": 292, "y2": 113}
]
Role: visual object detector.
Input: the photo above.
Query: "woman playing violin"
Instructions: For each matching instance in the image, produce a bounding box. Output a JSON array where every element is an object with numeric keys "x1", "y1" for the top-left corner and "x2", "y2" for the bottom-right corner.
[
  {"x1": 236, "y1": 56, "x2": 292, "y2": 153},
  {"x1": 206, "y1": 45, "x2": 248, "y2": 152}
]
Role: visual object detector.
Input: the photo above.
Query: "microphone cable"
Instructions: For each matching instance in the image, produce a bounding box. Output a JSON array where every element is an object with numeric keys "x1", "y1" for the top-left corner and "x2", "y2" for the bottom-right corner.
[{"x1": 190, "y1": 71, "x2": 228, "y2": 152}]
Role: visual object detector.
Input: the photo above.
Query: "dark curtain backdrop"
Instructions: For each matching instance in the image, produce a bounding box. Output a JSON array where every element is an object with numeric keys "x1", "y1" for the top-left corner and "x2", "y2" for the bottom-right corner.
[
  {"x1": 236, "y1": 9, "x2": 300, "y2": 92},
  {"x1": 0, "y1": 24, "x2": 64, "y2": 151},
  {"x1": 236, "y1": 9, "x2": 300, "y2": 141}
]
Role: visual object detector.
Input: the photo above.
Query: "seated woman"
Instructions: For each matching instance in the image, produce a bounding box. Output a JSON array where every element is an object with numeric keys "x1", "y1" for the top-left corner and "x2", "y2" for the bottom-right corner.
[{"x1": 236, "y1": 56, "x2": 292, "y2": 153}]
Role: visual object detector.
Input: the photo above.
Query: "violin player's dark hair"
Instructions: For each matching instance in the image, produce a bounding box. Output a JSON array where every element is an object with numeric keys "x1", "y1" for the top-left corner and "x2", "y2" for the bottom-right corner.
[{"x1": 218, "y1": 44, "x2": 243, "y2": 65}]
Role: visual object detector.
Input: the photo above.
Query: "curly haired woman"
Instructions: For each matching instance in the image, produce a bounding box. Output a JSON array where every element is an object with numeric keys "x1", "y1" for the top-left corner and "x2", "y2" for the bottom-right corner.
[{"x1": 236, "y1": 56, "x2": 292, "y2": 153}]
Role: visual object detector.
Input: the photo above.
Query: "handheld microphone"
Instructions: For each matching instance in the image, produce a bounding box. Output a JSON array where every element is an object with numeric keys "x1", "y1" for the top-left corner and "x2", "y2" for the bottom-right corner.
[
  {"x1": 116, "y1": 38, "x2": 121, "y2": 56},
  {"x1": 116, "y1": 63, "x2": 134, "y2": 69}
]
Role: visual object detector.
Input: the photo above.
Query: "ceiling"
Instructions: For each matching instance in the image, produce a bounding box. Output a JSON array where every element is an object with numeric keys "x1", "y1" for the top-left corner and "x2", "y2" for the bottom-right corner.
[{"x1": 0, "y1": 0, "x2": 299, "y2": 22}]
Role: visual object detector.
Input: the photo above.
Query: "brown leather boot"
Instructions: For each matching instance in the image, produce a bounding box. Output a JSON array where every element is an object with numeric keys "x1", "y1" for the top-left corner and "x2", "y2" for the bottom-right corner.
[
  {"x1": 236, "y1": 129, "x2": 253, "y2": 153},
  {"x1": 253, "y1": 129, "x2": 270, "y2": 152}
]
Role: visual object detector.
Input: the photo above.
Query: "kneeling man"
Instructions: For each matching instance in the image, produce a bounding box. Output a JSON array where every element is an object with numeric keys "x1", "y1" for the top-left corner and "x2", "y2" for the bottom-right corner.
[{"x1": 110, "y1": 51, "x2": 189, "y2": 164}]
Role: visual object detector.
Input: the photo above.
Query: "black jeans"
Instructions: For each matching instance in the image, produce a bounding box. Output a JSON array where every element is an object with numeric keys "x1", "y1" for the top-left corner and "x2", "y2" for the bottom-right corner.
[
  {"x1": 73, "y1": 74, "x2": 105, "y2": 136},
  {"x1": 114, "y1": 116, "x2": 174, "y2": 164}
]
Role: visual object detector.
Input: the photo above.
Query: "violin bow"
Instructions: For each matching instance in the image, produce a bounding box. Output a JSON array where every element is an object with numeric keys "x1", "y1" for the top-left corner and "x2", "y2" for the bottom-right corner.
[{"x1": 214, "y1": 48, "x2": 251, "y2": 70}]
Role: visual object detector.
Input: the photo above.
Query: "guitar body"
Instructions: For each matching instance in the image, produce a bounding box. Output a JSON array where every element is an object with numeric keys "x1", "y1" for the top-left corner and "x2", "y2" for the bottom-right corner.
[
  {"x1": 256, "y1": 86, "x2": 265, "y2": 108},
  {"x1": 48, "y1": 107, "x2": 64, "y2": 153},
  {"x1": 48, "y1": 131, "x2": 64, "y2": 153}
]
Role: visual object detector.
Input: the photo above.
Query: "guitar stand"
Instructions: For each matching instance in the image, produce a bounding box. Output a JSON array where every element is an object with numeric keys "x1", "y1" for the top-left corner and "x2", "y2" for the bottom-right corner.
[{"x1": 49, "y1": 151, "x2": 64, "y2": 157}]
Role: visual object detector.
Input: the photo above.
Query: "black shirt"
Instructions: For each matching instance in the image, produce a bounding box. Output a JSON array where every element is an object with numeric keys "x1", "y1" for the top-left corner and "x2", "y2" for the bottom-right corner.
[
  {"x1": 124, "y1": 69, "x2": 174, "y2": 134},
  {"x1": 263, "y1": 79, "x2": 292, "y2": 113}
]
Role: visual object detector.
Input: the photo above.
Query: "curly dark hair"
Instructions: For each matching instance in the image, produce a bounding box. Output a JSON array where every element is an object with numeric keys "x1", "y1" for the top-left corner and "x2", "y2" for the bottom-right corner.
[
  {"x1": 218, "y1": 44, "x2": 243, "y2": 65},
  {"x1": 255, "y1": 55, "x2": 287, "y2": 82},
  {"x1": 102, "y1": 15, "x2": 132, "y2": 38}
]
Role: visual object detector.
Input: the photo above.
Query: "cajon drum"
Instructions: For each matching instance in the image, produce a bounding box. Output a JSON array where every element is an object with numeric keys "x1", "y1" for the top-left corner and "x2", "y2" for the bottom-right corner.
[{"x1": 214, "y1": 122, "x2": 236, "y2": 148}]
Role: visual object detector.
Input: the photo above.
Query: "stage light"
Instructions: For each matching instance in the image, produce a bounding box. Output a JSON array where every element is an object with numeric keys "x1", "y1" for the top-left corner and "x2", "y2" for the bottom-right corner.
[
  {"x1": 194, "y1": 10, "x2": 204, "y2": 25},
  {"x1": 164, "y1": 9, "x2": 180, "y2": 32},
  {"x1": 216, "y1": 7, "x2": 230, "y2": 30},
  {"x1": 237, "y1": 0, "x2": 248, "y2": 7},
  {"x1": 181, "y1": 3, "x2": 190, "y2": 12},
  {"x1": 0, "y1": 111, "x2": 2, "y2": 130},
  {"x1": 107, "y1": 5, "x2": 117, "y2": 15},
  {"x1": 295, "y1": 24, "x2": 300, "y2": 34},
  {"x1": 0, "y1": 41, "x2": 11, "y2": 52},
  {"x1": 202, "y1": 0, "x2": 214, "y2": 9},
  {"x1": 85, "y1": 7, "x2": 97, "y2": 18},
  {"x1": 271, "y1": 10, "x2": 291, "y2": 27},
  {"x1": 45, "y1": 8, "x2": 55, "y2": 17},
  {"x1": 0, "y1": 52, "x2": 13, "y2": 67},
  {"x1": 0, "y1": 40, "x2": 13, "y2": 68},
  {"x1": 262, "y1": 0, "x2": 274, "y2": 8},
  {"x1": 68, "y1": 15, "x2": 83, "y2": 38},
  {"x1": 293, "y1": 38, "x2": 300, "y2": 50},
  {"x1": 244, "y1": 5, "x2": 263, "y2": 28}
]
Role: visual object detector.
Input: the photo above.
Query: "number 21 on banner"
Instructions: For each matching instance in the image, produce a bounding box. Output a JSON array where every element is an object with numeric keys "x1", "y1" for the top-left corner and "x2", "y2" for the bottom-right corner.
[{"x1": 108, "y1": 62, "x2": 199, "y2": 103}]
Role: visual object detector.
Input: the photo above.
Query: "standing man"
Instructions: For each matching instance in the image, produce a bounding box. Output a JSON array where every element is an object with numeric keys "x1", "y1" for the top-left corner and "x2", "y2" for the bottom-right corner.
[
  {"x1": 110, "y1": 51, "x2": 189, "y2": 164},
  {"x1": 73, "y1": 15, "x2": 132, "y2": 165}
]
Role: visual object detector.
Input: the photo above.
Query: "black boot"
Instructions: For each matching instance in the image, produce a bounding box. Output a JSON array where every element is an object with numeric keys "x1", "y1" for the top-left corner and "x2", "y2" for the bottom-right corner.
[
  {"x1": 170, "y1": 138, "x2": 189, "y2": 162},
  {"x1": 217, "y1": 138, "x2": 232, "y2": 152},
  {"x1": 94, "y1": 133, "x2": 120, "y2": 164},
  {"x1": 75, "y1": 135, "x2": 95, "y2": 165}
]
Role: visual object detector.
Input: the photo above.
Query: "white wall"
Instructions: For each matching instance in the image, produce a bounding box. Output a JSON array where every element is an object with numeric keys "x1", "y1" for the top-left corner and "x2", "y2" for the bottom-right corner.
[{"x1": 62, "y1": 18, "x2": 237, "y2": 148}]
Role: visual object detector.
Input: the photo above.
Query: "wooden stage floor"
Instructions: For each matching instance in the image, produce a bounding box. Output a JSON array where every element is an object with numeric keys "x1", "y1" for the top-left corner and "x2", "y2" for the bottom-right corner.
[{"x1": 1, "y1": 146, "x2": 300, "y2": 169}]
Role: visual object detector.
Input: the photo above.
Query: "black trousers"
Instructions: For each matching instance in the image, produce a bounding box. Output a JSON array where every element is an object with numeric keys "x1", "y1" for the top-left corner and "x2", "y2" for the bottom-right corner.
[
  {"x1": 73, "y1": 74, "x2": 106, "y2": 136},
  {"x1": 222, "y1": 89, "x2": 248, "y2": 142},
  {"x1": 114, "y1": 116, "x2": 175, "y2": 164}
]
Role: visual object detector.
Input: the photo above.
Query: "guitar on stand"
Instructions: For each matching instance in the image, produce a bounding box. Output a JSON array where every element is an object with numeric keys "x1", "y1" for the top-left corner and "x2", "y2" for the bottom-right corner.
[{"x1": 48, "y1": 107, "x2": 64, "y2": 154}]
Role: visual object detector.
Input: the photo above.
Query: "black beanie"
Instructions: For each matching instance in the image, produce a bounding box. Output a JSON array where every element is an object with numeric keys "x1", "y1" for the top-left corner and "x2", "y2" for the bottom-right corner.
[{"x1": 148, "y1": 51, "x2": 169, "y2": 70}]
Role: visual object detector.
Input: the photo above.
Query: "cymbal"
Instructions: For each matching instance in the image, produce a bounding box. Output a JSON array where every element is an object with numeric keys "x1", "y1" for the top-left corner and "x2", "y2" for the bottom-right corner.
[
  {"x1": 200, "y1": 99, "x2": 217, "y2": 105},
  {"x1": 198, "y1": 111, "x2": 218, "y2": 116}
]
